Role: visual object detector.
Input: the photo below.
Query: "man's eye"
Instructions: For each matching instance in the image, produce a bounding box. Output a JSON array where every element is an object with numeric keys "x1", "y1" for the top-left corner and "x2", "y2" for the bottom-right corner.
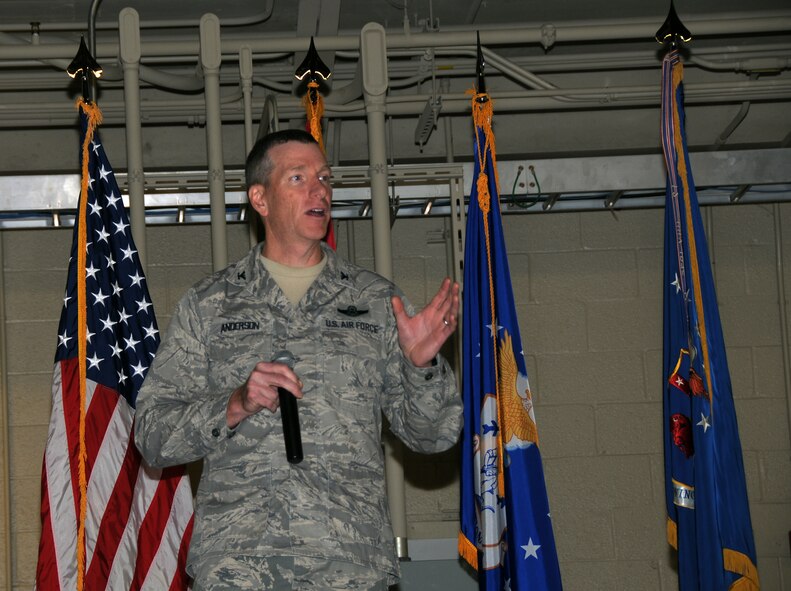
[{"x1": 290, "y1": 175, "x2": 302, "y2": 182}]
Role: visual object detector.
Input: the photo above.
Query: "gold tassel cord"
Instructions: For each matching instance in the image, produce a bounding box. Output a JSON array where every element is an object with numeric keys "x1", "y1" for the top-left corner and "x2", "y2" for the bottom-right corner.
[
  {"x1": 303, "y1": 81, "x2": 325, "y2": 153},
  {"x1": 75, "y1": 97, "x2": 101, "y2": 591},
  {"x1": 471, "y1": 91, "x2": 506, "y2": 500},
  {"x1": 671, "y1": 60, "x2": 713, "y2": 413}
]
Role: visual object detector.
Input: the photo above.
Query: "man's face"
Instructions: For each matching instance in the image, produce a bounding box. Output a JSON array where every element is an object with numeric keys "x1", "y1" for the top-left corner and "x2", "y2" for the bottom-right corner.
[{"x1": 250, "y1": 141, "x2": 332, "y2": 248}]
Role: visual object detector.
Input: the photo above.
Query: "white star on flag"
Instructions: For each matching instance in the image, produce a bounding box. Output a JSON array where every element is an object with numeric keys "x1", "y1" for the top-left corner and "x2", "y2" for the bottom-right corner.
[
  {"x1": 486, "y1": 322, "x2": 503, "y2": 337},
  {"x1": 114, "y1": 219, "x2": 130, "y2": 235},
  {"x1": 86, "y1": 262, "x2": 100, "y2": 280},
  {"x1": 130, "y1": 271, "x2": 144, "y2": 287},
  {"x1": 96, "y1": 226, "x2": 110, "y2": 243},
  {"x1": 120, "y1": 244, "x2": 136, "y2": 260},
  {"x1": 521, "y1": 538, "x2": 541, "y2": 559},
  {"x1": 87, "y1": 352, "x2": 102, "y2": 370},
  {"x1": 671, "y1": 273, "x2": 681, "y2": 293},
  {"x1": 137, "y1": 297, "x2": 153, "y2": 314},
  {"x1": 117, "y1": 308, "x2": 132, "y2": 325},
  {"x1": 123, "y1": 334, "x2": 140, "y2": 351},
  {"x1": 105, "y1": 191, "x2": 121, "y2": 209},
  {"x1": 58, "y1": 330, "x2": 72, "y2": 348},
  {"x1": 697, "y1": 413, "x2": 711, "y2": 433},
  {"x1": 130, "y1": 361, "x2": 147, "y2": 379},
  {"x1": 100, "y1": 315, "x2": 115, "y2": 332},
  {"x1": 143, "y1": 323, "x2": 159, "y2": 341},
  {"x1": 92, "y1": 289, "x2": 110, "y2": 307}
]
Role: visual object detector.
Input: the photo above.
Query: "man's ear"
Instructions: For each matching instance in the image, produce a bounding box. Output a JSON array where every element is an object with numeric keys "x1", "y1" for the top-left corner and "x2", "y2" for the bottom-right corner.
[{"x1": 248, "y1": 183, "x2": 267, "y2": 218}]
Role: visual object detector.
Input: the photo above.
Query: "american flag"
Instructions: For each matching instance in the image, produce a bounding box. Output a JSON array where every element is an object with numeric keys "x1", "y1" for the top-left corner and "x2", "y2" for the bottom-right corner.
[{"x1": 35, "y1": 99, "x2": 194, "y2": 591}]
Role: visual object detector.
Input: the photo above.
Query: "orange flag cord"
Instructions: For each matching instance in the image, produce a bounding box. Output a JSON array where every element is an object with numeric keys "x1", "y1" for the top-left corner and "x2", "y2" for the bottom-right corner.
[
  {"x1": 303, "y1": 81, "x2": 325, "y2": 153},
  {"x1": 670, "y1": 62, "x2": 714, "y2": 414},
  {"x1": 75, "y1": 97, "x2": 102, "y2": 591},
  {"x1": 470, "y1": 91, "x2": 507, "y2": 502}
]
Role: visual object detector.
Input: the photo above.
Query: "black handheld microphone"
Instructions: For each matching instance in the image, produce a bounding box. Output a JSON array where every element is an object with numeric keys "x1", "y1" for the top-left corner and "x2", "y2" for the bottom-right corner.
[{"x1": 271, "y1": 350, "x2": 303, "y2": 464}]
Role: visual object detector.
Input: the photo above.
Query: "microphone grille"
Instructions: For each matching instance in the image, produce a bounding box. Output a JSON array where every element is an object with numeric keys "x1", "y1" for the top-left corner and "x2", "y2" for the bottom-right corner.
[{"x1": 271, "y1": 350, "x2": 296, "y2": 368}]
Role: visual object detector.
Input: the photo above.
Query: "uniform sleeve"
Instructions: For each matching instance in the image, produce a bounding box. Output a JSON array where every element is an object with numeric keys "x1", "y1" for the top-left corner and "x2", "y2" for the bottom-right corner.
[
  {"x1": 380, "y1": 291, "x2": 463, "y2": 454},
  {"x1": 134, "y1": 289, "x2": 236, "y2": 468}
]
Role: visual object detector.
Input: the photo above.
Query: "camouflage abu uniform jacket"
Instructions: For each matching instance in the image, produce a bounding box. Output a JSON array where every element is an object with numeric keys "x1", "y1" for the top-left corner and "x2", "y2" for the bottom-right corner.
[{"x1": 134, "y1": 242, "x2": 462, "y2": 581}]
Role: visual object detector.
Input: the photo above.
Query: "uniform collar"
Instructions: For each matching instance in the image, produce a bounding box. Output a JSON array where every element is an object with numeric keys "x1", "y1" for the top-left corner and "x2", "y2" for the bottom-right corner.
[{"x1": 227, "y1": 242, "x2": 356, "y2": 311}]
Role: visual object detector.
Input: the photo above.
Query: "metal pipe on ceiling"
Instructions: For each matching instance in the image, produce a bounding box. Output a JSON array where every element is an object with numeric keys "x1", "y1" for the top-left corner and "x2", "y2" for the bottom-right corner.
[
  {"x1": 0, "y1": 0, "x2": 276, "y2": 32},
  {"x1": 2, "y1": 14, "x2": 790, "y2": 60},
  {"x1": 2, "y1": 78, "x2": 788, "y2": 132},
  {"x1": 119, "y1": 8, "x2": 148, "y2": 266},
  {"x1": 2, "y1": 78, "x2": 790, "y2": 128},
  {"x1": 359, "y1": 21, "x2": 411, "y2": 560},
  {"x1": 199, "y1": 14, "x2": 229, "y2": 272},
  {"x1": 5, "y1": 41, "x2": 791, "y2": 79},
  {"x1": 239, "y1": 45, "x2": 259, "y2": 249}
]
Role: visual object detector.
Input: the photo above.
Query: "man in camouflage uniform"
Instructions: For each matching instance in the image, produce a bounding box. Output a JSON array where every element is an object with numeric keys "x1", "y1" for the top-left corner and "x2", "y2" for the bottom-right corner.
[{"x1": 134, "y1": 129, "x2": 462, "y2": 590}]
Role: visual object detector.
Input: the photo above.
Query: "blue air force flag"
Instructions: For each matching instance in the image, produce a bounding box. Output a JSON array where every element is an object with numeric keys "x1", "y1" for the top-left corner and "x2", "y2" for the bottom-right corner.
[
  {"x1": 458, "y1": 93, "x2": 562, "y2": 591},
  {"x1": 661, "y1": 49, "x2": 759, "y2": 591}
]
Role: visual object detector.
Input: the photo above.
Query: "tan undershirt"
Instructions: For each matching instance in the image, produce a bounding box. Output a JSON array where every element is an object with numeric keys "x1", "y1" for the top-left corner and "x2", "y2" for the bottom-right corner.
[{"x1": 261, "y1": 254, "x2": 327, "y2": 306}]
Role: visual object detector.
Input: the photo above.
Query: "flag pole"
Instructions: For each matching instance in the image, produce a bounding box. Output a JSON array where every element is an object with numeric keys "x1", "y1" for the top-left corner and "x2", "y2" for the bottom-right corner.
[
  {"x1": 655, "y1": 0, "x2": 692, "y2": 49},
  {"x1": 67, "y1": 36, "x2": 102, "y2": 103}
]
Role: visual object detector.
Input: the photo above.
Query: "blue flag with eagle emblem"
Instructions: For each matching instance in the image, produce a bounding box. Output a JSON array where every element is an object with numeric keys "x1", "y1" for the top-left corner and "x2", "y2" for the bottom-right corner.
[
  {"x1": 661, "y1": 49, "x2": 759, "y2": 591},
  {"x1": 458, "y1": 91, "x2": 562, "y2": 591}
]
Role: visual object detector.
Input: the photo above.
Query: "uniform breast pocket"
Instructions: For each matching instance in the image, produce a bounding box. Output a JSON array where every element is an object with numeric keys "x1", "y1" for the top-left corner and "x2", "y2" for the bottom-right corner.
[
  {"x1": 207, "y1": 330, "x2": 272, "y2": 392},
  {"x1": 322, "y1": 330, "x2": 383, "y2": 419}
]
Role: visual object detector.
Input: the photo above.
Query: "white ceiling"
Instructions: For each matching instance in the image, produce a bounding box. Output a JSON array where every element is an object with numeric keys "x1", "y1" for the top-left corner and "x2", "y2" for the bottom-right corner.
[{"x1": 0, "y1": 0, "x2": 789, "y2": 214}]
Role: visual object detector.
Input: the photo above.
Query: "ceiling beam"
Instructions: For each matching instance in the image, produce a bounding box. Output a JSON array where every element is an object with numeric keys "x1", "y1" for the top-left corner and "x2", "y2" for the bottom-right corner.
[{"x1": 2, "y1": 149, "x2": 789, "y2": 228}]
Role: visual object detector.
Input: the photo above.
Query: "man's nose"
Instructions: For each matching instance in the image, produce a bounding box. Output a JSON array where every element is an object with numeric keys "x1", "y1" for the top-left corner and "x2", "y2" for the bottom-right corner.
[{"x1": 310, "y1": 178, "x2": 330, "y2": 200}]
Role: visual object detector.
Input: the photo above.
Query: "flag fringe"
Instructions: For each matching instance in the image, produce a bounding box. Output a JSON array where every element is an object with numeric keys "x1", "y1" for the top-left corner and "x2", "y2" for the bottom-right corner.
[
  {"x1": 723, "y1": 549, "x2": 760, "y2": 590},
  {"x1": 667, "y1": 516, "x2": 760, "y2": 588},
  {"x1": 666, "y1": 516, "x2": 678, "y2": 549},
  {"x1": 75, "y1": 97, "x2": 102, "y2": 591},
  {"x1": 458, "y1": 532, "x2": 479, "y2": 571}
]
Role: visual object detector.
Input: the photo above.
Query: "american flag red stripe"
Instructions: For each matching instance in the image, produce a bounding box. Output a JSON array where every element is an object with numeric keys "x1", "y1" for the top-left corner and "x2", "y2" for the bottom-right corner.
[
  {"x1": 85, "y1": 407, "x2": 138, "y2": 588},
  {"x1": 36, "y1": 469, "x2": 60, "y2": 588},
  {"x1": 168, "y1": 516, "x2": 195, "y2": 591},
  {"x1": 35, "y1": 99, "x2": 193, "y2": 590}
]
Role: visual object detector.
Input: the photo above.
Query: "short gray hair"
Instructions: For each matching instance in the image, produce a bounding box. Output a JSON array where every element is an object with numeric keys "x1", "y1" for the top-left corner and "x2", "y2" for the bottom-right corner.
[{"x1": 245, "y1": 129, "x2": 319, "y2": 187}]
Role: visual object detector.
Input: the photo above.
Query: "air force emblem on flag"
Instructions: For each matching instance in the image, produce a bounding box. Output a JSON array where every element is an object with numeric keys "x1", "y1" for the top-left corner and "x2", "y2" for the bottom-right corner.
[{"x1": 499, "y1": 332, "x2": 537, "y2": 449}]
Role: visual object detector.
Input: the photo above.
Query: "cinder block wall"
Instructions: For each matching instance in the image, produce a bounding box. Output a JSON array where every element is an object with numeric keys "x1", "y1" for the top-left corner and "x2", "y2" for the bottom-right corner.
[{"x1": 1, "y1": 205, "x2": 790, "y2": 590}]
